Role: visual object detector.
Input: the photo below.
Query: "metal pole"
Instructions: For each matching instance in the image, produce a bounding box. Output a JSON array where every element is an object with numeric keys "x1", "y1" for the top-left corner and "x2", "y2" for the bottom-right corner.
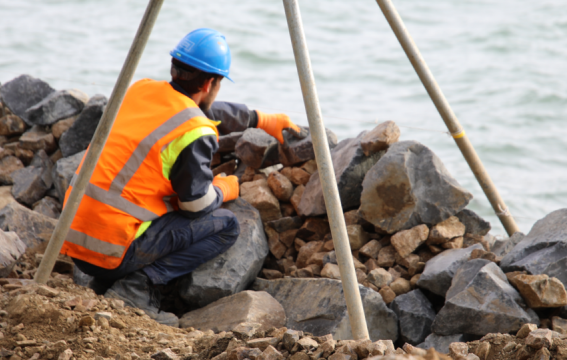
[
  {"x1": 282, "y1": 0, "x2": 370, "y2": 340},
  {"x1": 34, "y1": 0, "x2": 164, "y2": 284},
  {"x1": 375, "y1": 0, "x2": 520, "y2": 236}
]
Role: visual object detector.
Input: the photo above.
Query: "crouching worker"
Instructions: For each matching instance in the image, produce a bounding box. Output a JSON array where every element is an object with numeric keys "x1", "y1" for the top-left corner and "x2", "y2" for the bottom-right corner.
[{"x1": 59, "y1": 28, "x2": 301, "y2": 327}]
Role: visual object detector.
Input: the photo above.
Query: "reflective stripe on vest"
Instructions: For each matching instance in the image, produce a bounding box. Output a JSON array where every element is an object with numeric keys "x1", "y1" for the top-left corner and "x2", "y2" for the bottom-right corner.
[{"x1": 66, "y1": 229, "x2": 126, "y2": 258}]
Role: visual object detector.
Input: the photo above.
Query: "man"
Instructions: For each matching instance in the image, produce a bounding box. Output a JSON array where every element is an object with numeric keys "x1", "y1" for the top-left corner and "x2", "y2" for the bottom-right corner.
[{"x1": 61, "y1": 28, "x2": 301, "y2": 327}]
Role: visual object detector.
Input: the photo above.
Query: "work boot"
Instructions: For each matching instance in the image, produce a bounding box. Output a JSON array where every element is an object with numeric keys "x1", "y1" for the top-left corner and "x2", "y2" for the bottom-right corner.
[{"x1": 104, "y1": 270, "x2": 179, "y2": 327}]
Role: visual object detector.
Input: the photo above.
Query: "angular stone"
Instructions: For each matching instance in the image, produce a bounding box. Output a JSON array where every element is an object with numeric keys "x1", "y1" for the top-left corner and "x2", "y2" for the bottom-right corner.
[
  {"x1": 5, "y1": 143, "x2": 34, "y2": 165},
  {"x1": 235, "y1": 128, "x2": 278, "y2": 169},
  {"x1": 33, "y1": 196, "x2": 61, "y2": 219},
  {"x1": 268, "y1": 234, "x2": 286, "y2": 260},
  {"x1": 179, "y1": 290, "x2": 285, "y2": 331},
  {"x1": 18, "y1": 125, "x2": 55, "y2": 152},
  {"x1": 391, "y1": 224, "x2": 429, "y2": 258},
  {"x1": 517, "y1": 323, "x2": 538, "y2": 339},
  {"x1": 417, "y1": 333, "x2": 466, "y2": 354},
  {"x1": 427, "y1": 216, "x2": 465, "y2": 245},
  {"x1": 30, "y1": 149, "x2": 54, "y2": 188},
  {"x1": 359, "y1": 141, "x2": 472, "y2": 234},
  {"x1": 525, "y1": 329, "x2": 552, "y2": 350},
  {"x1": 11, "y1": 166, "x2": 49, "y2": 207},
  {"x1": 179, "y1": 198, "x2": 269, "y2": 309},
  {"x1": 500, "y1": 209, "x2": 567, "y2": 287},
  {"x1": 297, "y1": 241, "x2": 323, "y2": 268},
  {"x1": 367, "y1": 268, "x2": 392, "y2": 289},
  {"x1": 298, "y1": 133, "x2": 385, "y2": 216},
  {"x1": 0, "y1": 156, "x2": 24, "y2": 185},
  {"x1": 508, "y1": 274, "x2": 567, "y2": 308},
  {"x1": 278, "y1": 126, "x2": 337, "y2": 167},
  {"x1": 59, "y1": 95, "x2": 107, "y2": 157},
  {"x1": 151, "y1": 349, "x2": 178, "y2": 360},
  {"x1": 391, "y1": 290, "x2": 435, "y2": 345},
  {"x1": 253, "y1": 277, "x2": 398, "y2": 341},
  {"x1": 321, "y1": 263, "x2": 341, "y2": 280},
  {"x1": 0, "y1": 230, "x2": 26, "y2": 278},
  {"x1": 360, "y1": 121, "x2": 400, "y2": 156},
  {"x1": 259, "y1": 345, "x2": 283, "y2": 360},
  {"x1": 390, "y1": 278, "x2": 411, "y2": 296},
  {"x1": 0, "y1": 115, "x2": 26, "y2": 136},
  {"x1": 442, "y1": 236, "x2": 463, "y2": 249},
  {"x1": 455, "y1": 209, "x2": 491, "y2": 236},
  {"x1": 51, "y1": 116, "x2": 77, "y2": 139},
  {"x1": 262, "y1": 269, "x2": 283, "y2": 280},
  {"x1": 416, "y1": 243, "x2": 483, "y2": 297},
  {"x1": 247, "y1": 338, "x2": 281, "y2": 351},
  {"x1": 267, "y1": 216, "x2": 303, "y2": 233},
  {"x1": 267, "y1": 172, "x2": 293, "y2": 202},
  {"x1": 377, "y1": 246, "x2": 396, "y2": 268},
  {"x1": 0, "y1": 75, "x2": 55, "y2": 124},
  {"x1": 432, "y1": 259, "x2": 539, "y2": 336},
  {"x1": 218, "y1": 132, "x2": 243, "y2": 153},
  {"x1": 300, "y1": 160, "x2": 317, "y2": 175},
  {"x1": 212, "y1": 159, "x2": 237, "y2": 177},
  {"x1": 279, "y1": 229, "x2": 298, "y2": 248},
  {"x1": 52, "y1": 150, "x2": 85, "y2": 202},
  {"x1": 347, "y1": 225, "x2": 369, "y2": 251},
  {"x1": 282, "y1": 329, "x2": 301, "y2": 351},
  {"x1": 359, "y1": 240, "x2": 382, "y2": 259},
  {"x1": 0, "y1": 186, "x2": 16, "y2": 210},
  {"x1": 240, "y1": 179, "x2": 282, "y2": 222},
  {"x1": 289, "y1": 168, "x2": 310, "y2": 186},
  {"x1": 297, "y1": 218, "x2": 330, "y2": 241},
  {"x1": 379, "y1": 286, "x2": 396, "y2": 304},
  {"x1": 24, "y1": 89, "x2": 88, "y2": 126},
  {"x1": 290, "y1": 185, "x2": 304, "y2": 214},
  {"x1": 491, "y1": 232, "x2": 524, "y2": 257}
]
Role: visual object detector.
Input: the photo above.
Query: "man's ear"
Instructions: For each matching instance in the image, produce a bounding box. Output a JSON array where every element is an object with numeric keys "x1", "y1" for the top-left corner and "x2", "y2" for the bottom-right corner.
[{"x1": 202, "y1": 78, "x2": 214, "y2": 93}]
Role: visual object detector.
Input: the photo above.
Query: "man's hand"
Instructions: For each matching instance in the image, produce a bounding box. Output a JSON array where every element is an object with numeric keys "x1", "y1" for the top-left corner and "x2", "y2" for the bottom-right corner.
[
  {"x1": 256, "y1": 110, "x2": 301, "y2": 144},
  {"x1": 212, "y1": 175, "x2": 239, "y2": 202}
]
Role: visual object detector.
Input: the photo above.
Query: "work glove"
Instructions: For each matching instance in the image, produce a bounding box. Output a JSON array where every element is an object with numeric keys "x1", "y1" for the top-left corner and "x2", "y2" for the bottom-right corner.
[
  {"x1": 212, "y1": 174, "x2": 239, "y2": 202},
  {"x1": 256, "y1": 110, "x2": 302, "y2": 144}
]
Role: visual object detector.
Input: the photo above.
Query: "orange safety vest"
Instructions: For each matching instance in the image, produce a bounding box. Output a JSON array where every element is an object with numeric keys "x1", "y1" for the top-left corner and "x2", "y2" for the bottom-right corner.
[{"x1": 61, "y1": 79, "x2": 219, "y2": 269}]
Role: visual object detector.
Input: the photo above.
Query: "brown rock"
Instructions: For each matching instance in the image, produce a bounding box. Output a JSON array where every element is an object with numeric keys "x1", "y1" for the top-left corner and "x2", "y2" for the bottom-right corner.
[
  {"x1": 300, "y1": 160, "x2": 317, "y2": 175},
  {"x1": 0, "y1": 115, "x2": 26, "y2": 136},
  {"x1": 0, "y1": 156, "x2": 24, "y2": 185},
  {"x1": 228, "y1": 346, "x2": 263, "y2": 360},
  {"x1": 0, "y1": 186, "x2": 16, "y2": 210},
  {"x1": 346, "y1": 225, "x2": 370, "y2": 251},
  {"x1": 365, "y1": 258, "x2": 379, "y2": 272},
  {"x1": 508, "y1": 274, "x2": 567, "y2": 308},
  {"x1": 379, "y1": 286, "x2": 396, "y2": 304},
  {"x1": 390, "y1": 224, "x2": 429, "y2": 258},
  {"x1": 359, "y1": 240, "x2": 382, "y2": 259},
  {"x1": 442, "y1": 236, "x2": 464, "y2": 249},
  {"x1": 240, "y1": 167, "x2": 256, "y2": 183},
  {"x1": 289, "y1": 168, "x2": 311, "y2": 186},
  {"x1": 78, "y1": 316, "x2": 95, "y2": 327},
  {"x1": 213, "y1": 159, "x2": 237, "y2": 177},
  {"x1": 516, "y1": 323, "x2": 538, "y2": 339},
  {"x1": 552, "y1": 316, "x2": 567, "y2": 335},
  {"x1": 109, "y1": 318, "x2": 126, "y2": 329},
  {"x1": 267, "y1": 172, "x2": 293, "y2": 202},
  {"x1": 296, "y1": 241, "x2": 323, "y2": 268},
  {"x1": 36, "y1": 285, "x2": 59, "y2": 298},
  {"x1": 268, "y1": 234, "x2": 287, "y2": 260},
  {"x1": 323, "y1": 239, "x2": 334, "y2": 252},
  {"x1": 306, "y1": 252, "x2": 327, "y2": 267},
  {"x1": 296, "y1": 267, "x2": 313, "y2": 278},
  {"x1": 395, "y1": 253, "x2": 419, "y2": 268},
  {"x1": 343, "y1": 210, "x2": 360, "y2": 226},
  {"x1": 448, "y1": 342, "x2": 469, "y2": 358},
  {"x1": 259, "y1": 345, "x2": 283, "y2": 360},
  {"x1": 377, "y1": 245, "x2": 396, "y2": 268},
  {"x1": 240, "y1": 179, "x2": 282, "y2": 222},
  {"x1": 525, "y1": 329, "x2": 552, "y2": 349},
  {"x1": 427, "y1": 216, "x2": 466, "y2": 244},
  {"x1": 366, "y1": 268, "x2": 392, "y2": 288},
  {"x1": 253, "y1": 174, "x2": 267, "y2": 181},
  {"x1": 410, "y1": 274, "x2": 420, "y2": 288},
  {"x1": 360, "y1": 121, "x2": 400, "y2": 156},
  {"x1": 280, "y1": 203, "x2": 296, "y2": 217},
  {"x1": 297, "y1": 217, "x2": 330, "y2": 241},
  {"x1": 262, "y1": 269, "x2": 283, "y2": 280},
  {"x1": 290, "y1": 185, "x2": 304, "y2": 214},
  {"x1": 51, "y1": 116, "x2": 77, "y2": 139},
  {"x1": 247, "y1": 338, "x2": 280, "y2": 351},
  {"x1": 294, "y1": 238, "x2": 306, "y2": 252},
  {"x1": 280, "y1": 167, "x2": 293, "y2": 182},
  {"x1": 321, "y1": 263, "x2": 341, "y2": 280},
  {"x1": 279, "y1": 229, "x2": 298, "y2": 248},
  {"x1": 408, "y1": 261, "x2": 425, "y2": 277},
  {"x1": 19, "y1": 126, "x2": 56, "y2": 153},
  {"x1": 389, "y1": 278, "x2": 411, "y2": 296}
]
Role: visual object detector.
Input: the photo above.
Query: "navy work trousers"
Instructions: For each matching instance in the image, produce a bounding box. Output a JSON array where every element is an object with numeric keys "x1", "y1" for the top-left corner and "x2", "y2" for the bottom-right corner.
[{"x1": 73, "y1": 208, "x2": 240, "y2": 286}]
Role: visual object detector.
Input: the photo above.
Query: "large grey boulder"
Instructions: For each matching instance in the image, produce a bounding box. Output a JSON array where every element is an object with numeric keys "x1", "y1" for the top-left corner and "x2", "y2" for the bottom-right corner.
[
  {"x1": 455, "y1": 209, "x2": 491, "y2": 236},
  {"x1": 179, "y1": 290, "x2": 286, "y2": 331},
  {"x1": 59, "y1": 95, "x2": 107, "y2": 157},
  {"x1": 297, "y1": 132, "x2": 384, "y2": 216},
  {"x1": 52, "y1": 150, "x2": 85, "y2": 202},
  {"x1": 417, "y1": 333, "x2": 466, "y2": 354},
  {"x1": 500, "y1": 209, "x2": 567, "y2": 286},
  {"x1": 278, "y1": 126, "x2": 337, "y2": 167},
  {"x1": 359, "y1": 141, "x2": 472, "y2": 234},
  {"x1": 0, "y1": 75, "x2": 55, "y2": 124},
  {"x1": 417, "y1": 243, "x2": 483, "y2": 297},
  {"x1": 0, "y1": 201, "x2": 58, "y2": 247},
  {"x1": 10, "y1": 166, "x2": 49, "y2": 207},
  {"x1": 24, "y1": 89, "x2": 88, "y2": 126},
  {"x1": 253, "y1": 277, "x2": 398, "y2": 342},
  {"x1": 0, "y1": 229, "x2": 26, "y2": 278},
  {"x1": 235, "y1": 128, "x2": 279, "y2": 169},
  {"x1": 391, "y1": 289, "x2": 436, "y2": 345},
  {"x1": 179, "y1": 198, "x2": 269, "y2": 309},
  {"x1": 432, "y1": 259, "x2": 538, "y2": 336}
]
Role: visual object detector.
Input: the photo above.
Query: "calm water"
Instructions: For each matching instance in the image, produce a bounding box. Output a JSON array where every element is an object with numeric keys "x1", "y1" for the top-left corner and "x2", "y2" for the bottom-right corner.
[{"x1": 1, "y1": 0, "x2": 566, "y2": 235}]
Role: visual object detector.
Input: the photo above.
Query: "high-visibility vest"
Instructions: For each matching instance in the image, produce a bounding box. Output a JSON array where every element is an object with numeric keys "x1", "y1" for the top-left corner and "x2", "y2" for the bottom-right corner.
[{"x1": 60, "y1": 79, "x2": 220, "y2": 269}]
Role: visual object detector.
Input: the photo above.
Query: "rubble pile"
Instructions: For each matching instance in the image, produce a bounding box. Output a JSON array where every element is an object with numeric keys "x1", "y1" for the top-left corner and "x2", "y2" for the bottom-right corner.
[{"x1": 5, "y1": 74, "x2": 567, "y2": 360}]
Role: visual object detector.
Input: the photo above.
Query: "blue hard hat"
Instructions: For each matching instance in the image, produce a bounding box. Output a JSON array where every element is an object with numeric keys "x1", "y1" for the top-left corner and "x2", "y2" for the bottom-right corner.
[{"x1": 170, "y1": 28, "x2": 233, "y2": 82}]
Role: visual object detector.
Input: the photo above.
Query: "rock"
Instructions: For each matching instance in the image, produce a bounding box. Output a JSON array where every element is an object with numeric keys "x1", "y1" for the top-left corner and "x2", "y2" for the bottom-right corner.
[
  {"x1": 360, "y1": 121, "x2": 400, "y2": 156},
  {"x1": 525, "y1": 329, "x2": 552, "y2": 350},
  {"x1": 500, "y1": 209, "x2": 567, "y2": 287},
  {"x1": 391, "y1": 289, "x2": 435, "y2": 345},
  {"x1": 109, "y1": 318, "x2": 126, "y2": 329},
  {"x1": 296, "y1": 241, "x2": 323, "y2": 268},
  {"x1": 390, "y1": 278, "x2": 411, "y2": 296},
  {"x1": 298, "y1": 133, "x2": 385, "y2": 216},
  {"x1": 151, "y1": 349, "x2": 178, "y2": 360},
  {"x1": 297, "y1": 337, "x2": 318, "y2": 351},
  {"x1": 267, "y1": 172, "x2": 293, "y2": 202},
  {"x1": 491, "y1": 232, "x2": 524, "y2": 257},
  {"x1": 0, "y1": 230, "x2": 26, "y2": 278},
  {"x1": 0, "y1": 186, "x2": 16, "y2": 210},
  {"x1": 268, "y1": 234, "x2": 286, "y2": 260},
  {"x1": 24, "y1": 89, "x2": 88, "y2": 126},
  {"x1": 0, "y1": 201, "x2": 58, "y2": 247},
  {"x1": 297, "y1": 218, "x2": 330, "y2": 241},
  {"x1": 94, "y1": 312, "x2": 112, "y2": 320},
  {"x1": 179, "y1": 198, "x2": 269, "y2": 308},
  {"x1": 516, "y1": 323, "x2": 538, "y2": 339},
  {"x1": 235, "y1": 128, "x2": 278, "y2": 169},
  {"x1": 290, "y1": 185, "x2": 304, "y2": 214},
  {"x1": 359, "y1": 240, "x2": 382, "y2": 259},
  {"x1": 455, "y1": 209, "x2": 491, "y2": 236},
  {"x1": 432, "y1": 259, "x2": 539, "y2": 336},
  {"x1": 367, "y1": 268, "x2": 392, "y2": 288},
  {"x1": 179, "y1": 290, "x2": 285, "y2": 331},
  {"x1": 391, "y1": 224, "x2": 429, "y2": 258},
  {"x1": 51, "y1": 116, "x2": 77, "y2": 139},
  {"x1": 33, "y1": 196, "x2": 61, "y2": 219},
  {"x1": 0, "y1": 115, "x2": 26, "y2": 136},
  {"x1": 59, "y1": 95, "x2": 107, "y2": 157},
  {"x1": 321, "y1": 263, "x2": 341, "y2": 280},
  {"x1": 218, "y1": 132, "x2": 243, "y2": 153},
  {"x1": 0, "y1": 75, "x2": 55, "y2": 124},
  {"x1": 253, "y1": 277, "x2": 398, "y2": 341},
  {"x1": 247, "y1": 338, "x2": 280, "y2": 351},
  {"x1": 0, "y1": 156, "x2": 24, "y2": 185},
  {"x1": 289, "y1": 168, "x2": 310, "y2": 186},
  {"x1": 52, "y1": 150, "x2": 85, "y2": 202},
  {"x1": 346, "y1": 225, "x2": 369, "y2": 251},
  {"x1": 278, "y1": 126, "x2": 337, "y2": 167},
  {"x1": 359, "y1": 141, "x2": 472, "y2": 234},
  {"x1": 427, "y1": 216, "x2": 465, "y2": 244},
  {"x1": 58, "y1": 349, "x2": 73, "y2": 360},
  {"x1": 417, "y1": 333, "x2": 466, "y2": 354},
  {"x1": 36, "y1": 285, "x2": 59, "y2": 298},
  {"x1": 240, "y1": 179, "x2": 281, "y2": 222},
  {"x1": 11, "y1": 166, "x2": 49, "y2": 207},
  {"x1": 267, "y1": 216, "x2": 303, "y2": 233},
  {"x1": 282, "y1": 329, "x2": 301, "y2": 351},
  {"x1": 377, "y1": 246, "x2": 396, "y2": 268},
  {"x1": 262, "y1": 269, "x2": 283, "y2": 280},
  {"x1": 507, "y1": 274, "x2": 567, "y2": 308},
  {"x1": 30, "y1": 149, "x2": 54, "y2": 188},
  {"x1": 416, "y1": 243, "x2": 483, "y2": 297},
  {"x1": 259, "y1": 345, "x2": 283, "y2": 360},
  {"x1": 551, "y1": 316, "x2": 567, "y2": 335}
]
